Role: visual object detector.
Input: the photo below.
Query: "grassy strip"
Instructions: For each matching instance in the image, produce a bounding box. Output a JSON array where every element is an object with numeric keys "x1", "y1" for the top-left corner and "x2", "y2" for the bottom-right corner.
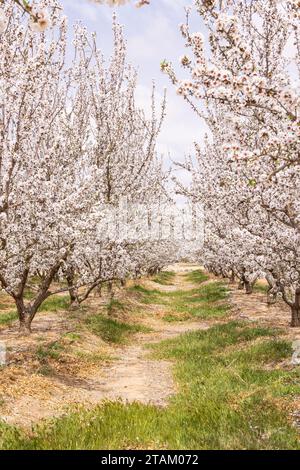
[
  {"x1": 153, "y1": 271, "x2": 176, "y2": 285},
  {"x1": 106, "y1": 299, "x2": 126, "y2": 316},
  {"x1": 36, "y1": 341, "x2": 65, "y2": 361},
  {"x1": 1, "y1": 321, "x2": 299, "y2": 450},
  {"x1": 85, "y1": 313, "x2": 151, "y2": 344},
  {"x1": 128, "y1": 285, "x2": 163, "y2": 304},
  {"x1": 185, "y1": 269, "x2": 209, "y2": 284},
  {"x1": 130, "y1": 274, "x2": 230, "y2": 322},
  {"x1": 38, "y1": 295, "x2": 70, "y2": 312},
  {"x1": 0, "y1": 310, "x2": 18, "y2": 326},
  {"x1": 164, "y1": 282, "x2": 230, "y2": 321}
]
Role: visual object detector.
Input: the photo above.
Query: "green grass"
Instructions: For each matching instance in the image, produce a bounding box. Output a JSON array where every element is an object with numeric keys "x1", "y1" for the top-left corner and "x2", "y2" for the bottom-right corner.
[
  {"x1": 38, "y1": 295, "x2": 70, "y2": 312},
  {"x1": 163, "y1": 313, "x2": 191, "y2": 323},
  {"x1": 37, "y1": 364, "x2": 56, "y2": 376},
  {"x1": 0, "y1": 301, "x2": 13, "y2": 310},
  {"x1": 185, "y1": 269, "x2": 209, "y2": 284},
  {"x1": 85, "y1": 313, "x2": 151, "y2": 344},
  {"x1": 130, "y1": 275, "x2": 229, "y2": 322},
  {"x1": 254, "y1": 282, "x2": 269, "y2": 293},
  {"x1": 75, "y1": 351, "x2": 112, "y2": 364},
  {"x1": 128, "y1": 285, "x2": 163, "y2": 305},
  {"x1": 2, "y1": 321, "x2": 299, "y2": 450},
  {"x1": 0, "y1": 310, "x2": 18, "y2": 326},
  {"x1": 23, "y1": 289, "x2": 35, "y2": 300},
  {"x1": 153, "y1": 271, "x2": 175, "y2": 285},
  {"x1": 162, "y1": 282, "x2": 230, "y2": 321},
  {"x1": 63, "y1": 332, "x2": 81, "y2": 343},
  {"x1": 106, "y1": 299, "x2": 126, "y2": 316}
]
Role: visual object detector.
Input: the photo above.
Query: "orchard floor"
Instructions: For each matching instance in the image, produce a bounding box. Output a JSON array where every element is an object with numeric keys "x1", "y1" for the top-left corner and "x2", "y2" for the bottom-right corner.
[{"x1": 0, "y1": 264, "x2": 300, "y2": 449}]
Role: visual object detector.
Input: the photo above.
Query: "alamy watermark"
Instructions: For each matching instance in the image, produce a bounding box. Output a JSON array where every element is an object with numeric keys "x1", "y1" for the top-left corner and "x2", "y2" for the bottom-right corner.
[{"x1": 95, "y1": 198, "x2": 205, "y2": 245}]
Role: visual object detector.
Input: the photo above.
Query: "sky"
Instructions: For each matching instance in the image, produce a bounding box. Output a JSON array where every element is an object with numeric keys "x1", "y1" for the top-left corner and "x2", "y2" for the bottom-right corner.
[{"x1": 60, "y1": 0, "x2": 207, "y2": 178}]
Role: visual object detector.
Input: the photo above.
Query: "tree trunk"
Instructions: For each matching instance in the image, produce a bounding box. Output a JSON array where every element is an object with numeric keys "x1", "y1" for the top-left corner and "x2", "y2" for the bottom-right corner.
[
  {"x1": 267, "y1": 284, "x2": 278, "y2": 305},
  {"x1": 66, "y1": 270, "x2": 78, "y2": 306},
  {"x1": 265, "y1": 274, "x2": 278, "y2": 305},
  {"x1": 244, "y1": 280, "x2": 253, "y2": 295},
  {"x1": 107, "y1": 281, "x2": 114, "y2": 299},
  {"x1": 290, "y1": 289, "x2": 300, "y2": 327},
  {"x1": 16, "y1": 302, "x2": 33, "y2": 335},
  {"x1": 238, "y1": 280, "x2": 244, "y2": 290},
  {"x1": 291, "y1": 305, "x2": 300, "y2": 327},
  {"x1": 97, "y1": 282, "x2": 102, "y2": 297},
  {"x1": 13, "y1": 261, "x2": 63, "y2": 334},
  {"x1": 19, "y1": 318, "x2": 32, "y2": 335}
]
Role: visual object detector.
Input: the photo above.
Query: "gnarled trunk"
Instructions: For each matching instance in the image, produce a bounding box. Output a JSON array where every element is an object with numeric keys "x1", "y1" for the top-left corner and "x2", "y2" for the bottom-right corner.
[
  {"x1": 291, "y1": 306, "x2": 300, "y2": 327},
  {"x1": 66, "y1": 269, "x2": 79, "y2": 307},
  {"x1": 267, "y1": 290, "x2": 277, "y2": 305},
  {"x1": 97, "y1": 282, "x2": 102, "y2": 297},
  {"x1": 244, "y1": 279, "x2": 253, "y2": 295},
  {"x1": 291, "y1": 289, "x2": 300, "y2": 327},
  {"x1": 19, "y1": 317, "x2": 32, "y2": 335},
  {"x1": 265, "y1": 273, "x2": 278, "y2": 305},
  {"x1": 281, "y1": 287, "x2": 300, "y2": 327},
  {"x1": 16, "y1": 300, "x2": 34, "y2": 335}
]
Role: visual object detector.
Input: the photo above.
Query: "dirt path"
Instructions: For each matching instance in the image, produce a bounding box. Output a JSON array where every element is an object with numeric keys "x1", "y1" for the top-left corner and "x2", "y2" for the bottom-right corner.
[
  {"x1": 95, "y1": 320, "x2": 209, "y2": 407},
  {"x1": 0, "y1": 264, "x2": 208, "y2": 427},
  {"x1": 85, "y1": 263, "x2": 210, "y2": 407}
]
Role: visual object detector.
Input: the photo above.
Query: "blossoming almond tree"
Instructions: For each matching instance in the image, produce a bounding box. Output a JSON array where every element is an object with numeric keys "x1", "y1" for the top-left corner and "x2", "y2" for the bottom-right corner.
[
  {"x1": 0, "y1": 1, "x2": 173, "y2": 332},
  {"x1": 167, "y1": 0, "x2": 300, "y2": 325},
  {"x1": 0, "y1": 1, "x2": 103, "y2": 332},
  {"x1": 58, "y1": 18, "x2": 168, "y2": 306}
]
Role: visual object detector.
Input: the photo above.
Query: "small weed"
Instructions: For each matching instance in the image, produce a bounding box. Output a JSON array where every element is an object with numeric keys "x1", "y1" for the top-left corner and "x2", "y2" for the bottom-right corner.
[
  {"x1": 63, "y1": 332, "x2": 81, "y2": 343},
  {"x1": 36, "y1": 341, "x2": 65, "y2": 362},
  {"x1": 37, "y1": 364, "x2": 56, "y2": 376}
]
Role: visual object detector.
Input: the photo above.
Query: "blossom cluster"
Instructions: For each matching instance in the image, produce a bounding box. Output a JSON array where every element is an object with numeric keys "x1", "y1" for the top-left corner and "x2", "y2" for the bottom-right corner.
[{"x1": 0, "y1": 0, "x2": 150, "y2": 35}]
